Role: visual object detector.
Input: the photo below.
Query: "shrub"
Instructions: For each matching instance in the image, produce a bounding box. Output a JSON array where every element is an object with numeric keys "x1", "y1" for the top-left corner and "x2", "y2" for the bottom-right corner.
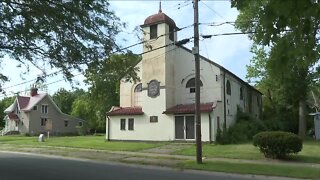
[{"x1": 253, "y1": 131, "x2": 302, "y2": 159}]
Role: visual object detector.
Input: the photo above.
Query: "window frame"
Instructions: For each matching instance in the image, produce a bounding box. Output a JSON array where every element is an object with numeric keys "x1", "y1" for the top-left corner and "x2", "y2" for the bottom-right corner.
[
  {"x1": 150, "y1": 24, "x2": 157, "y2": 39},
  {"x1": 186, "y1": 78, "x2": 203, "y2": 94},
  {"x1": 120, "y1": 119, "x2": 126, "y2": 130},
  {"x1": 64, "y1": 120, "x2": 68, "y2": 127},
  {"x1": 41, "y1": 105, "x2": 48, "y2": 114},
  {"x1": 33, "y1": 105, "x2": 38, "y2": 111},
  {"x1": 128, "y1": 118, "x2": 134, "y2": 131},
  {"x1": 169, "y1": 26, "x2": 174, "y2": 41},
  {"x1": 41, "y1": 118, "x2": 47, "y2": 126},
  {"x1": 226, "y1": 80, "x2": 231, "y2": 95}
]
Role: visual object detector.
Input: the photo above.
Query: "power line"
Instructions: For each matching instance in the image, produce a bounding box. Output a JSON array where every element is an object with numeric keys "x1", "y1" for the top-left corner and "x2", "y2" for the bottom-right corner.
[
  {"x1": 201, "y1": 31, "x2": 256, "y2": 39},
  {"x1": 200, "y1": 1, "x2": 226, "y2": 21}
]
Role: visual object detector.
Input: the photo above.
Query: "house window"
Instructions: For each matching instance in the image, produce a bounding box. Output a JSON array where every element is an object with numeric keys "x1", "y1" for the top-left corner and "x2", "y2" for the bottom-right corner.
[
  {"x1": 186, "y1": 78, "x2": 203, "y2": 93},
  {"x1": 150, "y1": 24, "x2": 157, "y2": 39},
  {"x1": 41, "y1": 105, "x2": 48, "y2": 114},
  {"x1": 128, "y1": 118, "x2": 134, "y2": 131},
  {"x1": 33, "y1": 106, "x2": 38, "y2": 110},
  {"x1": 169, "y1": 26, "x2": 174, "y2": 41},
  {"x1": 64, "y1": 120, "x2": 68, "y2": 127},
  {"x1": 16, "y1": 106, "x2": 20, "y2": 114},
  {"x1": 120, "y1": 119, "x2": 126, "y2": 130},
  {"x1": 78, "y1": 121, "x2": 83, "y2": 127},
  {"x1": 240, "y1": 87, "x2": 243, "y2": 100},
  {"x1": 216, "y1": 75, "x2": 218, "y2": 82},
  {"x1": 150, "y1": 116, "x2": 158, "y2": 123},
  {"x1": 41, "y1": 118, "x2": 47, "y2": 126},
  {"x1": 226, "y1": 80, "x2": 231, "y2": 95},
  {"x1": 134, "y1": 83, "x2": 142, "y2": 106}
]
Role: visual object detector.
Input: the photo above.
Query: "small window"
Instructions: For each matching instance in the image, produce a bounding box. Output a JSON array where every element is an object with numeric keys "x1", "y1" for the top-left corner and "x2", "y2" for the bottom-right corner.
[
  {"x1": 150, "y1": 116, "x2": 158, "y2": 123},
  {"x1": 64, "y1": 120, "x2": 68, "y2": 127},
  {"x1": 120, "y1": 119, "x2": 126, "y2": 130},
  {"x1": 150, "y1": 25, "x2": 157, "y2": 39},
  {"x1": 41, "y1": 105, "x2": 48, "y2": 114},
  {"x1": 128, "y1": 118, "x2": 134, "y2": 131},
  {"x1": 33, "y1": 106, "x2": 38, "y2": 111},
  {"x1": 240, "y1": 87, "x2": 243, "y2": 100},
  {"x1": 226, "y1": 80, "x2": 231, "y2": 95},
  {"x1": 169, "y1": 26, "x2": 174, "y2": 41},
  {"x1": 216, "y1": 75, "x2": 218, "y2": 82},
  {"x1": 41, "y1": 118, "x2": 47, "y2": 126},
  {"x1": 186, "y1": 78, "x2": 203, "y2": 93},
  {"x1": 78, "y1": 121, "x2": 83, "y2": 127}
]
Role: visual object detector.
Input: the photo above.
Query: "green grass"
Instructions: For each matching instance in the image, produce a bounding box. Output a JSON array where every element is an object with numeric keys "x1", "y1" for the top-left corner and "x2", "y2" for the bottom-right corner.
[
  {"x1": 179, "y1": 160, "x2": 320, "y2": 179},
  {"x1": 175, "y1": 141, "x2": 320, "y2": 163},
  {"x1": 0, "y1": 135, "x2": 165, "y2": 151}
]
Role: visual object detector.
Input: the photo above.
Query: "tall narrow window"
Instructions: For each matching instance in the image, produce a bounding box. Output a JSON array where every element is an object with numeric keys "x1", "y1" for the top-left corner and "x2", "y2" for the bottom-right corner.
[
  {"x1": 41, "y1": 105, "x2": 48, "y2": 114},
  {"x1": 169, "y1": 26, "x2": 174, "y2": 41},
  {"x1": 128, "y1": 118, "x2": 134, "y2": 131},
  {"x1": 120, "y1": 119, "x2": 126, "y2": 130},
  {"x1": 134, "y1": 83, "x2": 142, "y2": 106},
  {"x1": 226, "y1": 80, "x2": 231, "y2": 95},
  {"x1": 240, "y1": 87, "x2": 243, "y2": 100},
  {"x1": 64, "y1": 120, "x2": 68, "y2": 127},
  {"x1": 150, "y1": 25, "x2": 157, "y2": 39},
  {"x1": 186, "y1": 78, "x2": 203, "y2": 93}
]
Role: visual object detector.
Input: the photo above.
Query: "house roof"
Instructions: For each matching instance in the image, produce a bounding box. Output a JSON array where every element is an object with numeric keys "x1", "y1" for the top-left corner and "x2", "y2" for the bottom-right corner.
[
  {"x1": 163, "y1": 102, "x2": 216, "y2": 114},
  {"x1": 179, "y1": 46, "x2": 263, "y2": 95},
  {"x1": 19, "y1": 93, "x2": 47, "y2": 111},
  {"x1": 4, "y1": 102, "x2": 16, "y2": 113},
  {"x1": 107, "y1": 106, "x2": 144, "y2": 116},
  {"x1": 17, "y1": 96, "x2": 30, "y2": 109}
]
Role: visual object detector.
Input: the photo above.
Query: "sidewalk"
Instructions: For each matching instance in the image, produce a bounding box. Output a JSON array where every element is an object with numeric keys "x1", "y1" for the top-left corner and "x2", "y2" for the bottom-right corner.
[{"x1": 1, "y1": 143, "x2": 319, "y2": 169}]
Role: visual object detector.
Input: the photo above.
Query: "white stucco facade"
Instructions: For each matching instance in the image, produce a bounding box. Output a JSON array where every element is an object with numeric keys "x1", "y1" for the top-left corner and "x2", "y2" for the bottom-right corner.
[{"x1": 106, "y1": 10, "x2": 262, "y2": 142}]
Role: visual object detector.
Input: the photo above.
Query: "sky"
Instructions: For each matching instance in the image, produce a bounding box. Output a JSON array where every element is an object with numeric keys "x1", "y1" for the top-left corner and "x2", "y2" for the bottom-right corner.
[{"x1": 0, "y1": 0, "x2": 253, "y2": 98}]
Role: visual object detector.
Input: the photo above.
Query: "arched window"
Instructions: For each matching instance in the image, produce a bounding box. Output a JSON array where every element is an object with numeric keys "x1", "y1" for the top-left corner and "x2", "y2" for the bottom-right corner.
[
  {"x1": 226, "y1": 80, "x2": 231, "y2": 95},
  {"x1": 186, "y1": 78, "x2": 203, "y2": 93},
  {"x1": 240, "y1": 87, "x2": 243, "y2": 100},
  {"x1": 134, "y1": 83, "x2": 142, "y2": 92},
  {"x1": 134, "y1": 83, "x2": 142, "y2": 106}
]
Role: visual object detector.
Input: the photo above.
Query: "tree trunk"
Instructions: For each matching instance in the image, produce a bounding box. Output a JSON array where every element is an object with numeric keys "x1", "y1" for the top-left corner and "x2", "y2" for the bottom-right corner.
[{"x1": 298, "y1": 99, "x2": 307, "y2": 138}]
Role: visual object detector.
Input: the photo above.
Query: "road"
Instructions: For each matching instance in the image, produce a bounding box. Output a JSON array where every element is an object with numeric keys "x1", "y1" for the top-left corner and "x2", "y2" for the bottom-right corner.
[{"x1": 0, "y1": 151, "x2": 283, "y2": 180}]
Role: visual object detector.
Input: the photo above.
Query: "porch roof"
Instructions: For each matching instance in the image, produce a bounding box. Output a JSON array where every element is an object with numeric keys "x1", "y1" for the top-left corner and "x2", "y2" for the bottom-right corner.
[
  {"x1": 8, "y1": 113, "x2": 19, "y2": 120},
  {"x1": 163, "y1": 102, "x2": 216, "y2": 114},
  {"x1": 107, "y1": 106, "x2": 144, "y2": 116}
]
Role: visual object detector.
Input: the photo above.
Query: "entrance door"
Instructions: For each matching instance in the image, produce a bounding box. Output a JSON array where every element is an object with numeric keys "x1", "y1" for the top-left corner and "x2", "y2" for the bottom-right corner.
[
  {"x1": 185, "y1": 116, "x2": 195, "y2": 139},
  {"x1": 175, "y1": 115, "x2": 195, "y2": 140},
  {"x1": 175, "y1": 116, "x2": 184, "y2": 139}
]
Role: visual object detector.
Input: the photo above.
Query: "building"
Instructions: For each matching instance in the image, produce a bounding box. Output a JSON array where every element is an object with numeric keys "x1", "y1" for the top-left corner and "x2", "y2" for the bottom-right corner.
[
  {"x1": 1, "y1": 88, "x2": 84, "y2": 136},
  {"x1": 106, "y1": 9, "x2": 262, "y2": 142}
]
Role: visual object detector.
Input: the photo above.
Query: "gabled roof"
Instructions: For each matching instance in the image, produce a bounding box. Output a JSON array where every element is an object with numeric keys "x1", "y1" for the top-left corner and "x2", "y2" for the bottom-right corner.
[
  {"x1": 19, "y1": 93, "x2": 47, "y2": 111},
  {"x1": 107, "y1": 106, "x2": 144, "y2": 116},
  {"x1": 8, "y1": 113, "x2": 19, "y2": 120},
  {"x1": 178, "y1": 46, "x2": 262, "y2": 95},
  {"x1": 163, "y1": 102, "x2": 216, "y2": 114},
  {"x1": 4, "y1": 102, "x2": 16, "y2": 113},
  {"x1": 17, "y1": 96, "x2": 30, "y2": 110}
]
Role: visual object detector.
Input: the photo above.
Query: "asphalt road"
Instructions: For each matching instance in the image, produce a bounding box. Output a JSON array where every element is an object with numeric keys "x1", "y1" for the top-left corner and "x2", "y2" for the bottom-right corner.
[{"x1": 0, "y1": 151, "x2": 277, "y2": 180}]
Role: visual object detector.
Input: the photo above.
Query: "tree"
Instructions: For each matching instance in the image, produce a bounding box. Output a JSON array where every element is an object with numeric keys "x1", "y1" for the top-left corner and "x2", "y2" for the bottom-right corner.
[
  {"x1": 71, "y1": 95, "x2": 97, "y2": 131},
  {"x1": 0, "y1": 96, "x2": 15, "y2": 128},
  {"x1": 84, "y1": 52, "x2": 141, "y2": 129},
  {"x1": 0, "y1": 1, "x2": 122, "y2": 89},
  {"x1": 232, "y1": 0, "x2": 320, "y2": 138}
]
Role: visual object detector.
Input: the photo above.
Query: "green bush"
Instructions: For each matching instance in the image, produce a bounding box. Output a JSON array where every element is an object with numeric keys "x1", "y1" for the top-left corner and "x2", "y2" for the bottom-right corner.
[
  {"x1": 216, "y1": 107, "x2": 266, "y2": 144},
  {"x1": 253, "y1": 131, "x2": 303, "y2": 159}
]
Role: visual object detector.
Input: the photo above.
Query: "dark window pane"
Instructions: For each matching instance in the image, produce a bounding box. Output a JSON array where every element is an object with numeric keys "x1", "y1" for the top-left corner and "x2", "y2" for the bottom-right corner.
[
  {"x1": 134, "y1": 83, "x2": 142, "y2": 92},
  {"x1": 169, "y1": 26, "x2": 174, "y2": 41},
  {"x1": 120, "y1": 119, "x2": 126, "y2": 130},
  {"x1": 150, "y1": 25, "x2": 157, "y2": 39},
  {"x1": 128, "y1": 118, "x2": 134, "y2": 130},
  {"x1": 226, "y1": 80, "x2": 231, "y2": 95},
  {"x1": 186, "y1": 78, "x2": 203, "y2": 88}
]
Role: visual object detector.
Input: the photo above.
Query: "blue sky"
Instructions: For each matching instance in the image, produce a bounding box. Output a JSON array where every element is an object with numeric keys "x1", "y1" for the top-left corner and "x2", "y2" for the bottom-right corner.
[{"x1": 1, "y1": 0, "x2": 253, "y2": 98}]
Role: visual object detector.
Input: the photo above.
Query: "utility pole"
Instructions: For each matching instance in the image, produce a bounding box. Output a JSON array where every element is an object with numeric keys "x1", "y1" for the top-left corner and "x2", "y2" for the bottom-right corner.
[{"x1": 193, "y1": 0, "x2": 202, "y2": 164}]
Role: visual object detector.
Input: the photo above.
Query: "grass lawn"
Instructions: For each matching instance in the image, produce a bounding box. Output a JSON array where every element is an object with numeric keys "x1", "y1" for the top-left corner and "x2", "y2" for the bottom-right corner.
[
  {"x1": 0, "y1": 135, "x2": 165, "y2": 151},
  {"x1": 179, "y1": 160, "x2": 320, "y2": 179},
  {"x1": 175, "y1": 140, "x2": 320, "y2": 164}
]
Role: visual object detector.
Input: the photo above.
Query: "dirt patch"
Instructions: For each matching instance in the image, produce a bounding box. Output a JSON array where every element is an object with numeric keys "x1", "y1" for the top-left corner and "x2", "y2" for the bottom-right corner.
[
  {"x1": 141, "y1": 143, "x2": 193, "y2": 154},
  {"x1": 121, "y1": 157, "x2": 183, "y2": 166}
]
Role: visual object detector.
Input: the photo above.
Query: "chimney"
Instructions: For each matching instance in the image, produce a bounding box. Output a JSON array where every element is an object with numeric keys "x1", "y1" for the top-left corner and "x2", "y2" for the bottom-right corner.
[{"x1": 30, "y1": 88, "x2": 38, "y2": 97}]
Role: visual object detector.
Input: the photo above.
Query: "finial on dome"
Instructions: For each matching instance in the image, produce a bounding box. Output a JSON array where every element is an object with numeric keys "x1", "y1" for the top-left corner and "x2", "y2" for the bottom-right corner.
[{"x1": 159, "y1": 0, "x2": 162, "y2": 13}]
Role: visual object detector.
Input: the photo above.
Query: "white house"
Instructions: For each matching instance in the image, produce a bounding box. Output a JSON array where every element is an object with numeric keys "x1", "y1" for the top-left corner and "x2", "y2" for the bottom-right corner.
[
  {"x1": 1, "y1": 88, "x2": 84, "y2": 136},
  {"x1": 106, "y1": 9, "x2": 262, "y2": 142}
]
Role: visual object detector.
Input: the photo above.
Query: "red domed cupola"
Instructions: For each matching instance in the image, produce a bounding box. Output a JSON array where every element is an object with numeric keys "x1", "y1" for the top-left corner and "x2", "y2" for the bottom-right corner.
[{"x1": 142, "y1": 11, "x2": 177, "y2": 28}]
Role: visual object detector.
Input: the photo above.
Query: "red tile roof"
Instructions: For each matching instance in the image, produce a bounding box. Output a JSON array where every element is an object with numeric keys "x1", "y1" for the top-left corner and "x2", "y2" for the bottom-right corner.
[
  {"x1": 143, "y1": 11, "x2": 176, "y2": 28},
  {"x1": 107, "y1": 107, "x2": 144, "y2": 116},
  {"x1": 163, "y1": 102, "x2": 216, "y2": 114},
  {"x1": 17, "y1": 96, "x2": 30, "y2": 109}
]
